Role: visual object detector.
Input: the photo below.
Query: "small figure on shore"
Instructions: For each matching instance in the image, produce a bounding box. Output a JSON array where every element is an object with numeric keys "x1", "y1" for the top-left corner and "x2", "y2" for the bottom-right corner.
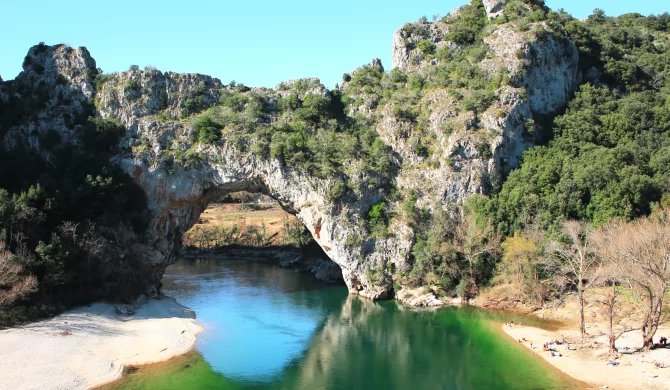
[
  {"x1": 561, "y1": 334, "x2": 566, "y2": 343},
  {"x1": 608, "y1": 360, "x2": 620, "y2": 366},
  {"x1": 551, "y1": 351, "x2": 562, "y2": 357},
  {"x1": 655, "y1": 361, "x2": 667, "y2": 368}
]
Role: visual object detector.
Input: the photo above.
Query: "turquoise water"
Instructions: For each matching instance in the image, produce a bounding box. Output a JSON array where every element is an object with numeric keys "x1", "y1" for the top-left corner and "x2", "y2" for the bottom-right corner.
[{"x1": 107, "y1": 258, "x2": 581, "y2": 389}]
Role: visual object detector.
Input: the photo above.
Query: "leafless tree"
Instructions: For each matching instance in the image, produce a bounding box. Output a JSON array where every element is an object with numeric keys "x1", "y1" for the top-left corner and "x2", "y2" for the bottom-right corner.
[
  {"x1": 591, "y1": 226, "x2": 629, "y2": 354},
  {"x1": 549, "y1": 220, "x2": 603, "y2": 341},
  {"x1": 58, "y1": 221, "x2": 79, "y2": 245},
  {"x1": 605, "y1": 214, "x2": 670, "y2": 350},
  {"x1": 0, "y1": 250, "x2": 37, "y2": 307}
]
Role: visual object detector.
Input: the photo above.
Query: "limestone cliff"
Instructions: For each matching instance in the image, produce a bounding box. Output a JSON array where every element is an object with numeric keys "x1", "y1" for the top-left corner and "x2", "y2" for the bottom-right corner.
[{"x1": 0, "y1": 1, "x2": 581, "y2": 303}]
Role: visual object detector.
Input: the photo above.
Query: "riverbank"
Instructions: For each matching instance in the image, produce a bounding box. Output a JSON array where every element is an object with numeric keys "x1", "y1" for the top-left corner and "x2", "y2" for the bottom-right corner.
[
  {"x1": 0, "y1": 296, "x2": 202, "y2": 390},
  {"x1": 502, "y1": 322, "x2": 670, "y2": 389}
]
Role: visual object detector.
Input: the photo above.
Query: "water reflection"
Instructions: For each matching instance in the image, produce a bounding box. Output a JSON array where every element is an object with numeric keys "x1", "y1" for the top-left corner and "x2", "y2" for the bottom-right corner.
[
  {"x1": 153, "y1": 258, "x2": 580, "y2": 390},
  {"x1": 162, "y1": 258, "x2": 346, "y2": 384}
]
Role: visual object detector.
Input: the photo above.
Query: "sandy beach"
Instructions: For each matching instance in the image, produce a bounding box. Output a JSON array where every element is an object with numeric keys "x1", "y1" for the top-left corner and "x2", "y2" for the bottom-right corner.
[
  {"x1": 0, "y1": 296, "x2": 202, "y2": 390},
  {"x1": 503, "y1": 322, "x2": 670, "y2": 389}
]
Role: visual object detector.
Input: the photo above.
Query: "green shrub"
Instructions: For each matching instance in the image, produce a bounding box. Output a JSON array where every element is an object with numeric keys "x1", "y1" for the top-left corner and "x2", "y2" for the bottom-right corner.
[
  {"x1": 417, "y1": 40, "x2": 436, "y2": 55},
  {"x1": 444, "y1": 0, "x2": 487, "y2": 45},
  {"x1": 184, "y1": 96, "x2": 206, "y2": 113},
  {"x1": 194, "y1": 116, "x2": 221, "y2": 144},
  {"x1": 124, "y1": 79, "x2": 140, "y2": 93},
  {"x1": 328, "y1": 181, "x2": 346, "y2": 201}
]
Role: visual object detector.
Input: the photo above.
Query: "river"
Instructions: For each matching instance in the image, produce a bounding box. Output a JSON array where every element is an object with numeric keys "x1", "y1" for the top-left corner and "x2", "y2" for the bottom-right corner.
[{"x1": 105, "y1": 257, "x2": 582, "y2": 389}]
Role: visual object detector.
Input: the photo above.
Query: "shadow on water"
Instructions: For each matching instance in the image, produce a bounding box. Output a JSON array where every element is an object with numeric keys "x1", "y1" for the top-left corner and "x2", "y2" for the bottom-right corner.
[{"x1": 102, "y1": 257, "x2": 583, "y2": 390}]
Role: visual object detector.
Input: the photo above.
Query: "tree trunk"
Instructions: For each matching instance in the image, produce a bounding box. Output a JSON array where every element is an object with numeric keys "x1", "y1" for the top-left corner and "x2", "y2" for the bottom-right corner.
[
  {"x1": 608, "y1": 302, "x2": 616, "y2": 354},
  {"x1": 578, "y1": 288, "x2": 586, "y2": 341},
  {"x1": 642, "y1": 295, "x2": 663, "y2": 350}
]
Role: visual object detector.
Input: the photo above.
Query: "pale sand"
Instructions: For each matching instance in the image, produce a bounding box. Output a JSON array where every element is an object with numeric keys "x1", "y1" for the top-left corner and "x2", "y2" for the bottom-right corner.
[
  {"x1": 503, "y1": 323, "x2": 670, "y2": 389},
  {"x1": 0, "y1": 296, "x2": 202, "y2": 390}
]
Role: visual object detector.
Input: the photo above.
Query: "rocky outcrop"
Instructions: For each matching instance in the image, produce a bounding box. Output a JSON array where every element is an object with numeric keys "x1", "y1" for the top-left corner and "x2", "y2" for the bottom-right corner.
[
  {"x1": 0, "y1": 2, "x2": 582, "y2": 304},
  {"x1": 483, "y1": 0, "x2": 506, "y2": 19}
]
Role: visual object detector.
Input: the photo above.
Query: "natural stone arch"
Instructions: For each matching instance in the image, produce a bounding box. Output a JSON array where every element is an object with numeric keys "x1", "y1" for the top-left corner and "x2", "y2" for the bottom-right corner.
[
  {"x1": 118, "y1": 145, "x2": 398, "y2": 300},
  {"x1": 5, "y1": 24, "x2": 581, "y2": 303}
]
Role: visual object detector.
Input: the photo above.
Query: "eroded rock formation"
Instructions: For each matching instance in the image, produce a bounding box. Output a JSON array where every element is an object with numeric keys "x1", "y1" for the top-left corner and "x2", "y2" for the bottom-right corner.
[{"x1": 0, "y1": 1, "x2": 581, "y2": 303}]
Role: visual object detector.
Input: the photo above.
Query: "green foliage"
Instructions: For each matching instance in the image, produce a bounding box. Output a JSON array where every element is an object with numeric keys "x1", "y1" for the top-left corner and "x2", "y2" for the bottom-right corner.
[
  {"x1": 293, "y1": 94, "x2": 330, "y2": 124},
  {"x1": 94, "y1": 73, "x2": 115, "y2": 91},
  {"x1": 0, "y1": 114, "x2": 149, "y2": 322},
  {"x1": 488, "y1": 64, "x2": 670, "y2": 234},
  {"x1": 406, "y1": 210, "x2": 459, "y2": 291},
  {"x1": 193, "y1": 116, "x2": 221, "y2": 144},
  {"x1": 77, "y1": 117, "x2": 125, "y2": 154},
  {"x1": 328, "y1": 180, "x2": 346, "y2": 202},
  {"x1": 124, "y1": 79, "x2": 140, "y2": 93},
  {"x1": 277, "y1": 94, "x2": 300, "y2": 112},
  {"x1": 184, "y1": 96, "x2": 206, "y2": 113},
  {"x1": 351, "y1": 65, "x2": 384, "y2": 87},
  {"x1": 444, "y1": 0, "x2": 488, "y2": 45},
  {"x1": 417, "y1": 40, "x2": 436, "y2": 55},
  {"x1": 366, "y1": 201, "x2": 389, "y2": 236}
]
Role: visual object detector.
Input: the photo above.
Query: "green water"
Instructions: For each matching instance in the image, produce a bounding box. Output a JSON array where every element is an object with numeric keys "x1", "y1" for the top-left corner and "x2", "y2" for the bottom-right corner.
[{"x1": 106, "y1": 258, "x2": 581, "y2": 390}]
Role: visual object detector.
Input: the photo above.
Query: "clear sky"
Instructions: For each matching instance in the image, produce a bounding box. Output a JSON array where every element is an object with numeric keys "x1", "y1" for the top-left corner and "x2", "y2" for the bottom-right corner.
[{"x1": 0, "y1": 1, "x2": 667, "y2": 89}]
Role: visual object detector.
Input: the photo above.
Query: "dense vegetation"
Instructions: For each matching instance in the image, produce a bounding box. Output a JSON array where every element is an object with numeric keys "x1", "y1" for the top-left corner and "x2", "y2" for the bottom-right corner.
[
  {"x1": 398, "y1": 2, "x2": 670, "y2": 303},
  {"x1": 0, "y1": 77, "x2": 149, "y2": 325},
  {"x1": 485, "y1": 10, "x2": 670, "y2": 234}
]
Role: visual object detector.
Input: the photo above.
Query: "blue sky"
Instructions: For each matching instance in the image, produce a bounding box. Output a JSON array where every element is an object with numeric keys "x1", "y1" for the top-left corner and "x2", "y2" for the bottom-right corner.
[{"x1": 0, "y1": 0, "x2": 667, "y2": 88}]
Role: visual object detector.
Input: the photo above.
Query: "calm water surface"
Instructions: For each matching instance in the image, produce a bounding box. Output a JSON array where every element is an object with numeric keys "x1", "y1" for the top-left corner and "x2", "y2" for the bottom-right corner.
[{"x1": 108, "y1": 258, "x2": 582, "y2": 389}]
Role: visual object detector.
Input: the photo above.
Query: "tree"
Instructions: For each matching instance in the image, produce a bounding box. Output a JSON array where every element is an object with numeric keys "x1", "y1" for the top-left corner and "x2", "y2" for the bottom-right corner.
[
  {"x1": 194, "y1": 116, "x2": 221, "y2": 144},
  {"x1": 591, "y1": 226, "x2": 629, "y2": 354},
  {"x1": 496, "y1": 231, "x2": 549, "y2": 304},
  {"x1": 0, "y1": 248, "x2": 37, "y2": 307},
  {"x1": 605, "y1": 213, "x2": 670, "y2": 350},
  {"x1": 452, "y1": 210, "x2": 500, "y2": 300},
  {"x1": 549, "y1": 220, "x2": 603, "y2": 341}
]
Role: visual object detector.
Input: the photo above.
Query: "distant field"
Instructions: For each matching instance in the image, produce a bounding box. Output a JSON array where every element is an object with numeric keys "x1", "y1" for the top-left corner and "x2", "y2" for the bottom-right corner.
[{"x1": 183, "y1": 202, "x2": 299, "y2": 247}]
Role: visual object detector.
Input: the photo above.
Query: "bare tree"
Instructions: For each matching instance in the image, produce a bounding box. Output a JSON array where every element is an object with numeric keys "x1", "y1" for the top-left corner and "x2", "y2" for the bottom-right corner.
[
  {"x1": 606, "y1": 214, "x2": 670, "y2": 350},
  {"x1": 452, "y1": 211, "x2": 500, "y2": 300},
  {"x1": 591, "y1": 226, "x2": 629, "y2": 354},
  {"x1": 549, "y1": 220, "x2": 603, "y2": 341},
  {"x1": 0, "y1": 249, "x2": 38, "y2": 307}
]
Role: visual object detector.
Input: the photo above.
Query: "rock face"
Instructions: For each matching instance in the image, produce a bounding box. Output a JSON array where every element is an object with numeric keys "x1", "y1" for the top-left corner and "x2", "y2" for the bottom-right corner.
[
  {"x1": 483, "y1": 0, "x2": 506, "y2": 19},
  {"x1": 0, "y1": 2, "x2": 581, "y2": 304}
]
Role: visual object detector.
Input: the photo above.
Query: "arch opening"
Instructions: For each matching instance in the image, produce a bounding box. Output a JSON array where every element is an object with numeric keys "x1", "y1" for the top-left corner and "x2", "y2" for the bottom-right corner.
[{"x1": 171, "y1": 190, "x2": 343, "y2": 284}]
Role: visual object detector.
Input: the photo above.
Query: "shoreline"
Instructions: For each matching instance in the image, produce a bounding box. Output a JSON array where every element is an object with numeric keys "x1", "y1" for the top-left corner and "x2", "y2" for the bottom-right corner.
[
  {"x1": 0, "y1": 296, "x2": 202, "y2": 390},
  {"x1": 501, "y1": 322, "x2": 670, "y2": 390}
]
